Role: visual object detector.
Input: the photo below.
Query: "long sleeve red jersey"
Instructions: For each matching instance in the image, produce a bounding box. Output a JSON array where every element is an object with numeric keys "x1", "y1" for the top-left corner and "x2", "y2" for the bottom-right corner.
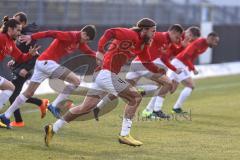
[
  {"x1": 31, "y1": 30, "x2": 96, "y2": 62},
  {"x1": 0, "y1": 33, "x2": 32, "y2": 63},
  {"x1": 176, "y1": 38, "x2": 208, "y2": 71},
  {"x1": 98, "y1": 28, "x2": 164, "y2": 74},
  {"x1": 134, "y1": 32, "x2": 178, "y2": 71}
]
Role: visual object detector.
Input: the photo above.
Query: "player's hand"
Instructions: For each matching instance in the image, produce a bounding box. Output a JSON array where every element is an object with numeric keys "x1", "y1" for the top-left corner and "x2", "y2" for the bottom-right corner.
[
  {"x1": 19, "y1": 35, "x2": 32, "y2": 45},
  {"x1": 7, "y1": 60, "x2": 15, "y2": 68},
  {"x1": 193, "y1": 69, "x2": 199, "y2": 75},
  {"x1": 96, "y1": 59, "x2": 102, "y2": 67},
  {"x1": 19, "y1": 69, "x2": 28, "y2": 78},
  {"x1": 160, "y1": 46, "x2": 167, "y2": 54},
  {"x1": 158, "y1": 68, "x2": 166, "y2": 75},
  {"x1": 175, "y1": 68, "x2": 182, "y2": 74},
  {"x1": 29, "y1": 45, "x2": 41, "y2": 56}
]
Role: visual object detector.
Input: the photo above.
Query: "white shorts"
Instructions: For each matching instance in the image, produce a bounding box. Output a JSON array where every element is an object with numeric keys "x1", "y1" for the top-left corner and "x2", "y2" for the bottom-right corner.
[
  {"x1": 126, "y1": 58, "x2": 168, "y2": 80},
  {"x1": 31, "y1": 60, "x2": 69, "y2": 83},
  {"x1": 167, "y1": 58, "x2": 191, "y2": 83},
  {"x1": 88, "y1": 69, "x2": 130, "y2": 96},
  {"x1": 0, "y1": 76, "x2": 6, "y2": 86}
]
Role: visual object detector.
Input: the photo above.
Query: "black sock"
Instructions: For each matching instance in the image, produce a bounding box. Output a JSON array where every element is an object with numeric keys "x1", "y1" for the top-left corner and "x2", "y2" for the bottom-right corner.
[
  {"x1": 13, "y1": 109, "x2": 23, "y2": 122},
  {"x1": 26, "y1": 97, "x2": 42, "y2": 106}
]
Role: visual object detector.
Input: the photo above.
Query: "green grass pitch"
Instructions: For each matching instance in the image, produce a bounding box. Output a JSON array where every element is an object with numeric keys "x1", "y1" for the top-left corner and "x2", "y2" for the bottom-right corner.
[{"x1": 0, "y1": 75, "x2": 240, "y2": 160}]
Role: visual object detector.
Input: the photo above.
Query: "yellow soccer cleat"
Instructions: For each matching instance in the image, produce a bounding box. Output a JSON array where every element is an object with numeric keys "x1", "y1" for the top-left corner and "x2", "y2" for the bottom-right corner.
[
  {"x1": 44, "y1": 124, "x2": 55, "y2": 147},
  {"x1": 119, "y1": 134, "x2": 143, "y2": 147},
  {"x1": 0, "y1": 121, "x2": 7, "y2": 128}
]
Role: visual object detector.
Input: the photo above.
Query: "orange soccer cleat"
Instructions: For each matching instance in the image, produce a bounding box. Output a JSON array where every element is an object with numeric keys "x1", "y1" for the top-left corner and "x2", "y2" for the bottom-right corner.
[
  {"x1": 10, "y1": 121, "x2": 25, "y2": 127},
  {"x1": 39, "y1": 99, "x2": 50, "y2": 119}
]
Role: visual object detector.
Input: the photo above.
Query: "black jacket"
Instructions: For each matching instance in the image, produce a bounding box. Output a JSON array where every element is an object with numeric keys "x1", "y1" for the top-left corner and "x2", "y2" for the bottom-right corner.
[{"x1": 12, "y1": 23, "x2": 39, "y2": 77}]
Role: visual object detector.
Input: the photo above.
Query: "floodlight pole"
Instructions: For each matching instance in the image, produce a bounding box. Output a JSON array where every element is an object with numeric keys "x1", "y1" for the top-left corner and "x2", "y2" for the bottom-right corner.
[{"x1": 199, "y1": 2, "x2": 213, "y2": 64}]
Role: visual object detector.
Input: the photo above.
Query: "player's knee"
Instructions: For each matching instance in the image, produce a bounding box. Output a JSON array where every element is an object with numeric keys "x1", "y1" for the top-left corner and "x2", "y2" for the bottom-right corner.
[
  {"x1": 23, "y1": 90, "x2": 34, "y2": 98},
  {"x1": 72, "y1": 78, "x2": 81, "y2": 86},
  {"x1": 130, "y1": 93, "x2": 142, "y2": 106},
  {"x1": 190, "y1": 85, "x2": 195, "y2": 90},
  {"x1": 126, "y1": 79, "x2": 136, "y2": 86},
  {"x1": 186, "y1": 83, "x2": 195, "y2": 90},
  {"x1": 9, "y1": 82, "x2": 15, "y2": 91},
  {"x1": 108, "y1": 94, "x2": 117, "y2": 100}
]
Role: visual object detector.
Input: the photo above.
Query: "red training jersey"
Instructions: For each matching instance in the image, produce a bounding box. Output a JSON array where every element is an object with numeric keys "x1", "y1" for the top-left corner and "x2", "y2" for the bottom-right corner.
[
  {"x1": 134, "y1": 32, "x2": 178, "y2": 71},
  {"x1": 31, "y1": 30, "x2": 96, "y2": 62},
  {"x1": 176, "y1": 38, "x2": 208, "y2": 71},
  {"x1": 0, "y1": 33, "x2": 32, "y2": 63},
  {"x1": 98, "y1": 28, "x2": 164, "y2": 74}
]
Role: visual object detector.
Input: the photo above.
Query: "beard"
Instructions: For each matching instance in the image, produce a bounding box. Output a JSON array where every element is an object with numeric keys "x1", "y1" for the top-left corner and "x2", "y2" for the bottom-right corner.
[
  {"x1": 142, "y1": 35, "x2": 151, "y2": 44},
  {"x1": 12, "y1": 35, "x2": 18, "y2": 41},
  {"x1": 208, "y1": 44, "x2": 213, "y2": 48}
]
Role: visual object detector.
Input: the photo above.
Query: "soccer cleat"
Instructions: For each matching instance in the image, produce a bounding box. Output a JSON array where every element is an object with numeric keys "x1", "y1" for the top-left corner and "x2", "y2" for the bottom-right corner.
[
  {"x1": 10, "y1": 121, "x2": 25, "y2": 127},
  {"x1": 137, "y1": 87, "x2": 146, "y2": 96},
  {"x1": 171, "y1": 108, "x2": 188, "y2": 114},
  {"x1": 119, "y1": 134, "x2": 143, "y2": 146},
  {"x1": 0, "y1": 121, "x2": 7, "y2": 128},
  {"x1": 48, "y1": 104, "x2": 61, "y2": 119},
  {"x1": 93, "y1": 107, "x2": 100, "y2": 121},
  {"x1": 44, "y1": 124, "x2": 55, "y2": 147},
  {"x1": 39, "y1": 99, "x2": 49, "y2": 119},
  {"x1": 0, "y1": 114, "x2": 11, "y2": 129},
  {"x1": 151, "y1": 110, "x2": 170, "y2": 119},
  {"x1": 141, "y1": 109, "x2": 152, "y2": 118}
]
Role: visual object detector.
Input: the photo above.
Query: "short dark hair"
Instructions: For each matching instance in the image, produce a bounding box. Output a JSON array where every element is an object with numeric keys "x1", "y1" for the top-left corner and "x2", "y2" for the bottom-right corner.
[
  {"x1": 188, "y1": 26, "x2": 201, "y2": 37},
  {"x1": 1, "y1": 16, "x2": 20, "y2": 33},
  {"x1": 14, "y1": 12, "x2": 27, "y2": 23},
  {"x1": 169, "y1": 24, "x2": 184, "y2": 33},
  {"x1": 136, "y1": 18, "x2": 156, "y2": 28},
  {"x1": 208, "y1": 32, "x2": 219, "y2": 38},
  {"x1": 81, "y1": 25, "x2": 96, "y2": 40}
]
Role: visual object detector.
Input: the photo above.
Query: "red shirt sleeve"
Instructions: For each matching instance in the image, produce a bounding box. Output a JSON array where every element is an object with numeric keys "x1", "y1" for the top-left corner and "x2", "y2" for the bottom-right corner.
[
  {"x1": 137, "y1": 45, "x2": 165, "y2": 74},
  {"x1": 181, "y1": 43, "x2": 198, "y2": 71},
  {"x1": 31, "y1": 30, "x2": 80, "y2": 41},
  {"x1": 186, "y1": 59, "x2": 195, "y2": 71},
  {"x1": 11, "y1": 43, "x2": 32, "y2": 63},
  {"x1": 79, "y1": 43, "x2": 96, "y2": 58},
  {"x1": 161, "y1": 52, "x2": 177, "y2": 71},
  {"x1": 98, "y1": 29, "x2": 115, "y2": 53},
  {"x1": 0, "y1": 37, "x2": 5, "y2": 61},
  {"x1": 98, "y1": 28, "x2": 134, "y2": 53}
]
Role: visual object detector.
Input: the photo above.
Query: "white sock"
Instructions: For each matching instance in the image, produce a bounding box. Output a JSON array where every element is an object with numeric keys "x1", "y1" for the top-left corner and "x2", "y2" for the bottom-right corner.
[
  {"x1": 146, "y1": 96, "x2": 157, "y2": 112},
  {"x1": 0, "y1": 90, "x2": 13, "y2": 110},
  {"x1": 5, "y1": 94, "x2": 28, "y2": 119},
  {"x1": 96, "y1": 95, "x2": 111, "y2": 109},
  {"x1": 173, "y1": 87, "x2": 192, "y2": 109},
  {"x1": 52, "y1": 119, "x2": 68, "y2": 133},
  {"x1": 120, "y1": 118, "x2": 132, "y2": 136},
  {"x1": 136, "y1": 84, "x2": 158, "y2": 95},
  {"x1": 153, "y1": 96, "x2": 164, "y2": 112},
  {"x1": 52, "y1": 85, "x2": 77, "y2": 107}
]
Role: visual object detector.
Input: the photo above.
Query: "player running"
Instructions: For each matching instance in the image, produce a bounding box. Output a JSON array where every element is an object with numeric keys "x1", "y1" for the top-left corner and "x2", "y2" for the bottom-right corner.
[
  {"x1": 7, "y1": 12, "x2": 49, "y2": 127},
  {"x1": 93, "y1": 24, "x2": 184, "y2": 120},
  {"x1": 44, "y1": 18, "x2": 165, "y2": 147},
  {"x1": 0, "y1": 25, "x2": 97, "y2": 128},
  {"x1": 142, "y1": 26, "x2": 201, "y2": 118},
  {"x1": 168, "y1": 32, "x2": 219, "y2": 113},
  {"x1": 0, "y1": 16, "x2": 39, "y2": 127}
]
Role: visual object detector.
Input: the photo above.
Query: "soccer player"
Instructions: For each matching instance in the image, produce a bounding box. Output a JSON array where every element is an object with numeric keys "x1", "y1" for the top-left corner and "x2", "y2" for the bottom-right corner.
[
  {"x1": 93, "y1": 24, "x2": 184, "y2": 120},
  {"x1": 0, "y1": 25, "x2": 97, "y2": 128},
  {"x1": 8, "y1": 12, "x2": 49, "y2": 127},
  {"x1": 0, "y1": 16, "x2": 39, "y2": 127},
  {"x1": 168, "y1": 32, "x2": 220, "y2": 113},
  {"x1": 142, "y1": 26, "x2": 201, "y2": 118},
  {"x1": 125, "y1": 24, "x2": 184, "y2": 119},
  {"x1": 44, "y1": 18, "x2": 165, "y2": 147}
]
